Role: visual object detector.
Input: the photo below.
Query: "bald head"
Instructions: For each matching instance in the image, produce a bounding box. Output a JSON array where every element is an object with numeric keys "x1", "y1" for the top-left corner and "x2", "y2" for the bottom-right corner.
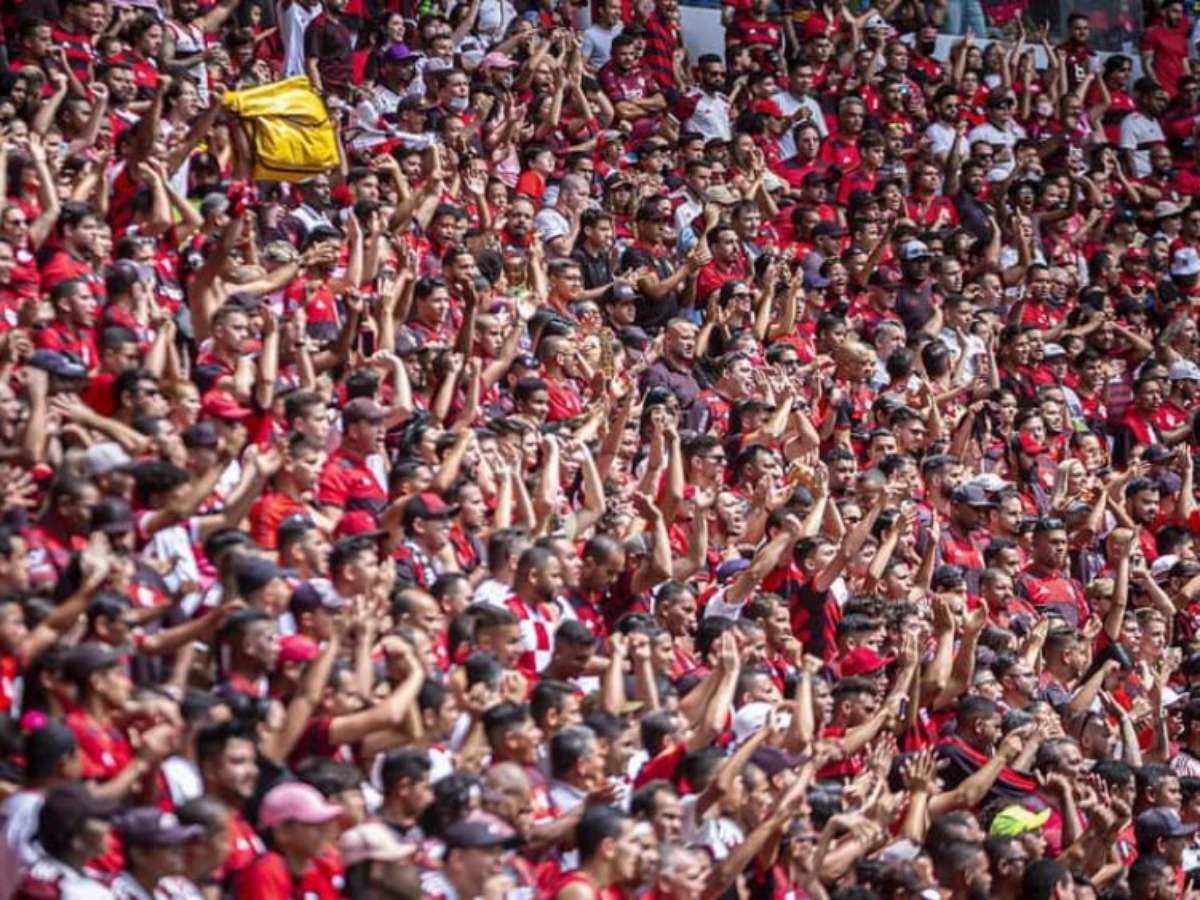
[{"x1": 485, "y1": 761, "x2": 529, "y2": 793}]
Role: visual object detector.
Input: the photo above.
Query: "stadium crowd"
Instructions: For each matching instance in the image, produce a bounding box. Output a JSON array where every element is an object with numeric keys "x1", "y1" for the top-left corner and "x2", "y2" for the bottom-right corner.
[{"x1": 5, "y1": 0, "x2": 1200, "y2": 897}]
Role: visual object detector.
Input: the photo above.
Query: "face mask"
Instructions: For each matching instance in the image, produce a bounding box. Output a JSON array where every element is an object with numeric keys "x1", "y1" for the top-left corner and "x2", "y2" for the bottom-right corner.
[
  {"x1": 1036, "y1": 103, "x2": 1053, "y2": 117},
  {"x1": 448, "y1": 95, "x2": 469, "y2": 112},
  {"x1": 498, "y1": 72, "x2": 514, "y2": 89},
  {"x1": 918, "y1": 40, "x2": 936, "y2": 55}
]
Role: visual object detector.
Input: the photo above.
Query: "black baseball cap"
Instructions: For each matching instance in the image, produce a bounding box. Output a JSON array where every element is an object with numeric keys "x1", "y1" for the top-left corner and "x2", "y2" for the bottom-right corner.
[
  {"x1": 91, "y1": 497, "x2": 134, "y2": 535},
  {"x1": 444, "y1": 813, "x2": 521, "y2": 850},
  {"x1": 63, "y1": 642, "x2": 123, "y2": 686}
]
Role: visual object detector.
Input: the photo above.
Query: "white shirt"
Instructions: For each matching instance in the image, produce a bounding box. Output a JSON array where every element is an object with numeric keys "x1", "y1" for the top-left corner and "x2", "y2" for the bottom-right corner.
[
  {"x1": 0, "y1": 790, "x2": 43, "y2": 900},
  {"x1": 475, "y1": 0, "x2": 517, "y2": 45},
  {"x1": 582, "y1": 22, "x2": 623, "y2": 70},
  {"x1": 1119, "y1": 111, "x2": 1166, "y2": 177},
  {"x1": 166, "y1": 21, "x2": 208, "y2": 104},
  {"x1": 473, "y1": 579, "x2": 512, "y2": 607},
  {"x1": 926, "y1": 120, "x2": 959, "y2": 160},
  {"x1": 111, "y1": 873, "x2": 155, "y2": 900},
  {"x1": 967, "y1": 119, "x2": 1027, "y2": 179},
  {"x1": 534, "y1": 207, "x2": 571, "y2": 249},
  {"x1": 549, "y1": 779, "x2": 588, "y2": 814},
  {"x1": 673, "y1": 190, "x2": 704, "y2": 241},
  {"x1": 683, "y1": 90, "x2": 732, "y2": 142},
  {"x1": 773, "y1": 91, "x2": 826, "y2": 158},
  {"x1": 279, "y1": 0, "x2": 323, "y2": 78},
  {"x1": 137, "y1": 513, "x2": 203, "y2": 617},
  {"x1": 154, "y1": 878, "x2": 204, "y2": 900},
  {"x1": 161, "y1": 756, "x2": 204, "y2": 807},
  {"x1": 19, "y1": 858, "x2": 113, "y2": 900},
  {"x1": 695, "y1": 815, "x2": 744, "y2": 861},
  {"x1": 938, "y1": 329, "x2": 987, "y2": 381}
]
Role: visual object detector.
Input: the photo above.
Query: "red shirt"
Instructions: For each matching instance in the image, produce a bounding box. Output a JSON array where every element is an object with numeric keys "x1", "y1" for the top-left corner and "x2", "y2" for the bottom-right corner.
[
  {"x1": 250, "y1": 492, "x2": 311, "y2": 550},
  {"x1": 219, "y1": 811, "x2": 267, "y2": 883},
  {"x1": 38, "y1": 248, "x2": 95, "y2": 293},
  {"x1": 235, "y1": 849, "x2": 343, "y2": 900},
  {"x1": 35, "y1": 321, "x2": 99, "y2": 371},
  {"x1": 695, "y1": 259, "x2": 745, "y2": 302},
  {"x1": 818, "y1": 133, "x2": 861, "y2": 171},
  {"x1": 1142, "y1": 23, "x2": 1190, "y2": 96},
  {"x1": 317, "y1": 447, "x2": 387, "y2": 515},
  {"x1": 545, "y1": 375, "x2": 584, "y2": 422},
  {"x1": 1017, "y1": 565, "x2": 1088, "y2": 629}
]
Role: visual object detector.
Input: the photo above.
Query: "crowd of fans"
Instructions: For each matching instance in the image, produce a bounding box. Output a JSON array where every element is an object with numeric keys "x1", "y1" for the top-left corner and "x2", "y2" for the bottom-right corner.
[{"x1": 5, "y1": 0, "x2": 1200, "y2": 897}]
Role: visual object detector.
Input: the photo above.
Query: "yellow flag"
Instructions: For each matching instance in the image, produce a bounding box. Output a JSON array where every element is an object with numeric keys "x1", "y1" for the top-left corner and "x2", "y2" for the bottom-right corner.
[{"x1": 223, "y1": 76, "x2": 341, "y2": 182}]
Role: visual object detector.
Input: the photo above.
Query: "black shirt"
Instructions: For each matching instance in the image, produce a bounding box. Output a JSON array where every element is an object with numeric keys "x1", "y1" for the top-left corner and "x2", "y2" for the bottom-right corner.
[
  {"x1": 619, "y1": 244, "x2": 680, "y2": 332},
  {"x1": 572, "y1": 245, "x2": 612, "y2": 291}
]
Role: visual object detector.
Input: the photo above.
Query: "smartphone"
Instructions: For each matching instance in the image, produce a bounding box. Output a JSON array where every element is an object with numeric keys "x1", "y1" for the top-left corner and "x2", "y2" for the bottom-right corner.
[{"x1": 360, "y1": 330, "x2": 376, "y2": 357}]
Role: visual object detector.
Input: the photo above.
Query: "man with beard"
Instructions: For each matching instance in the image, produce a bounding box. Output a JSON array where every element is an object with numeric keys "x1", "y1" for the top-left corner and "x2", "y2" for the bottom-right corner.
[
  {"x1": 281, "y1": 176, "x2": 336, "y2": 246},
  {"x1": 687, "y1": 351, "x2": 755, "y2": 436},
  {"x1": 598, "y1": 34, "x2": 667, "y2": 131},
  {"x1": 930, "y1": 841, "x2": 993, "y2": 900},
  {"x1": 695, "y1": 227, "x2": 747, "y2": 304},
  {"x1": 644, "y1": 320, "x2": 701, "y2": 412},
  {"x1": 1017, "y1": 518, "x2": 1088, "y2": 629},
  {"x1": 561, "y1": 536, "x2": 628, "y2": 639},
  {"x1": 939, "y1": 483, "x2": 993, "y2": 594},
  {"x1": 1113, "y1": 376, "x2": 1167, "y2": 468},
  {"x1": 551, "y1": 805, "x2": 640, "y2": 899},
  {"x1": 915, "y1": 454, "x2": 960, "y2": 523},
  {"x1": 1121, "y1": 79, "x2": 1169, "y2": 178},
  {"x1": 678, "y1": 55, "x2": 732, "y2": 143},
  {"x1": 953, "y1": 160, "x2": 993, "y2": 244},
  {"x1": 362, "y1": 43, "x2": 420, "y2": 121},
  {"x1": 894, "y1": 241, "x2": 936, "y2": 335},
  {"x1": 992, "y1": 654, "x2": 1040, "y2": 712},
  {"x1": 163, "y1": 0, "x2": 238, "y2": 104},
  {"x1": 502, "y1": 547, "x2": 565, "y2": 675},
  {"x1": 621, "y1": 203, "x2": 701, "y2": 332},
  {"x1": 936, "y1": 697, "x2": 1035, "y2": 804},
  {"x1": 499, "y1": 195, "x2": 536, "y2": 251},
  {"x1": 1125, "y1": 477, "x2": 1162, "y2": 563},
  {"x1": 194, "y1": 724, "x2": 262, "y2": 883}
]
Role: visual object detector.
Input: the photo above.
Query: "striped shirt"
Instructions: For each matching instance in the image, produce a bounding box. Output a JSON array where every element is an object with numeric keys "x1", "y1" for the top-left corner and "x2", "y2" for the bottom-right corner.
[{"x1": 639, "y1": 11, "x2": 678, "y2": 91}]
